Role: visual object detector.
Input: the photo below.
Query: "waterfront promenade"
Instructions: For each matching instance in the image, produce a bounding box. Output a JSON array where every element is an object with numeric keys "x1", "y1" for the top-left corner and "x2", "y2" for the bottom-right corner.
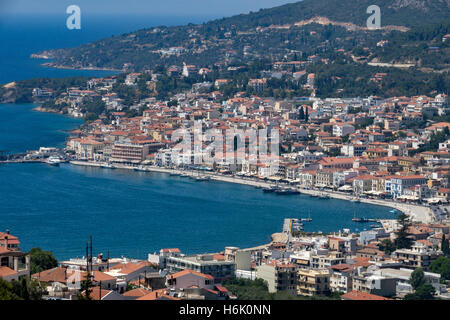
[{"x1": 69, "y1": 161, "x2": 434, "y2": 224}]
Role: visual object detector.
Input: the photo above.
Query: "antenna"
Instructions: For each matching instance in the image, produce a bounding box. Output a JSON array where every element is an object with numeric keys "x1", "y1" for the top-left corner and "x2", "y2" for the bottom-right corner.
[{"x1": 90, "y1": 235, "x2": 93, "y2": 272}]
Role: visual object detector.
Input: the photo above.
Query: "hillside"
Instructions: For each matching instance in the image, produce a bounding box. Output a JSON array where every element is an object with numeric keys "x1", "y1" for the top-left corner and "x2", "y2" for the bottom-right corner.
[
  {"x1": 209, "y1": 0, "x2": 450, "y2": 29},
  {"x1": 33, "y1": 0, "x2": 450, "y2": 71},
  {"x1": 369, "y1": 18, "x2": 450, "y2": 71}
]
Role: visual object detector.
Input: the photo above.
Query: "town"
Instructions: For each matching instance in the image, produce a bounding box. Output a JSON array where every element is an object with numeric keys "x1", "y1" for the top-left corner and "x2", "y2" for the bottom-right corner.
[{"x1": 1, "y1": 57, "x2": 450, "y2": 300}]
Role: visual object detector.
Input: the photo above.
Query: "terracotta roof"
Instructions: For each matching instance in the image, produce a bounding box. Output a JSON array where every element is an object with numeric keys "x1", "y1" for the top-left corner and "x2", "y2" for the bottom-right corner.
[
  {"x1": 122, "y1": 288, "x2": 151, "y2": 297},
  {"x1": 169, "y1": 269, "x2": 214, "y2": 280},
  {"x1": 0, "y1": 266, "x2": 18, "y2": 278},
  {"x1": 342, "y1": 291, "x2": 393, "y2": 300}
]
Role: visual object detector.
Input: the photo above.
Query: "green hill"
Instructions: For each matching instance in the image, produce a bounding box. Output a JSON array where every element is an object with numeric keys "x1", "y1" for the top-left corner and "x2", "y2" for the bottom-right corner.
[{"x1": 35, "y1": 0, "x2": 450, "y2": 71}]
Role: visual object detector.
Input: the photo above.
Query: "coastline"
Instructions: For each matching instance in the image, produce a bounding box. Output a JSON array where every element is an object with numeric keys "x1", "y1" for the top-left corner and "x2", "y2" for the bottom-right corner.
[
  {"x1": 32, "y1": 105, "x2": 64, "y2": 114},
  {"x1": 40, "y1": 62, "x2": 122, "y2": 73},
  {"x1": 69, "y1": 160, "x2": 435, "y2": 225}
]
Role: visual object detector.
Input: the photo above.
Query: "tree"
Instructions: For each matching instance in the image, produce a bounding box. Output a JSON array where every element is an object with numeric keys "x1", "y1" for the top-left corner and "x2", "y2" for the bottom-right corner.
[
  {"x1": 0, "y1": 279, "x2": 19, "y2": 300},
  {"x1": 379, "y1": 239, "x2": 396, "y2": 255},
  {"x1": 10, "y1": 277, "x2": 44, "y2": 300},
  {"x1": 395, "y1": 213, "x2": 413, "y2": 249},
  {"x1": 409, "y1": 268, "x2": 425, "y2": 290},
  {"x1": 404, "y1": 284, "x2": 436, "y2": 300},
  {"x1": 441, "y1": 234, "x2": 449, "y2": 256},
  {"x1": 430, "y1": 256, "x2": 450, "y2": 280},
  {"x1": 29, "y1": 247, "x2": 58, "y2": 274},
  {"x1": 299, "y1": 106, "x2": 305, "y2": 120},
  {"x1": 0, "y1": 277, "x2": 43, "y2": 300},
  {"x1": 77, "y1": 272, "x2": 93, "y2": 300}
]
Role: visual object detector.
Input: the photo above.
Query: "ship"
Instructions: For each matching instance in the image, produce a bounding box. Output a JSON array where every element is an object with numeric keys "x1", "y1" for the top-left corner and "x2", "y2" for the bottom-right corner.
[
  {"x1": 352, "y1": 217, "x2": 370, "y2": 223},
  {"x1": 274, "y1": 187, "x2": 300, "y2": 195},
  {"x1": 45, "y1": 156, "x2": 62, "y2": 166},
  {"x1": 301, "y1": 211, "x2": 312, "y2": 222},
  {"x1": 194, "y1": 175, "x2": 211, "y2": 181},
  {"x1": 101, "y1": 162, "x2": 116, "y2": 169},
  {"x1": 262, "y1": 185, "x2": 278, "y2": 193},
  {"x1": 134, "y1": 165, "x2": 149, "y2": 172}
]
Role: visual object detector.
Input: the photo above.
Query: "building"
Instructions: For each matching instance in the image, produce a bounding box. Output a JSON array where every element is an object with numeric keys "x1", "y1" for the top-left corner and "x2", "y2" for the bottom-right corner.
[
  {"x1": 328, "y1": 264, "x2": 354, "y2": 293},
  {"x1": 311, "y1": 252, "x2": 346, "y2": 270},
  {"x1": 166, "y1": 269, "x2": 214, "y2": 290},
  {"x1": 165, "y1": 254, "x2": 236, "y2": 282},
  {"x1": 333, "y1": 124, "x2": 355, "y2": 137},
  {"x1": 388, "y1": 175, "x2": 427, "y2": 199},
  {"x1": 256, "y1": 261, "x2": 297, "y2": 294},
  {"x1": 351, "y1": 273, "x2": 397, "y2": 297},
  {"x1": 0, "y1": 230, "x2": 30, "y2": 281},
  {"x1": 341, "y1": 290, "x2": 393, "y2": 300},
  {"x1": 297, "y1": 269, "x2": 330, "y2": 296},
  {"x1": 392, "y1": 242, "x2": 439, "y2": 269}
]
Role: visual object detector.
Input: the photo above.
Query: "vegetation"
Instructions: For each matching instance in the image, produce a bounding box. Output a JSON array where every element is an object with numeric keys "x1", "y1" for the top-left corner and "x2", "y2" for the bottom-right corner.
[
  {"x1": 222, "y1": 277, "x2": 340, "y2": 300},
  {"x1": 430, "y1": 256, "x2": 450, "y2": 281},
  {"x1": 29, "y1": 247, "x2": 58, "y2": 275},
  {"x1": 77, "y1": 272, "x2": 93, "y2": 300},
  {"x1": 404, "y1": 268, "x2": 436, "y2": 300},
  {"x1": 372, "y1": 19, "x2": 450, "y2": 70},
  {"x1": 379, "y1": 239, "x2": 397, "y2": 255},
  {"x1": 395, "y1": 213, "x2": 413, "y2": 250},
  {"x1": 0, "y1": 278, "x2": 44, "y2": 300}
]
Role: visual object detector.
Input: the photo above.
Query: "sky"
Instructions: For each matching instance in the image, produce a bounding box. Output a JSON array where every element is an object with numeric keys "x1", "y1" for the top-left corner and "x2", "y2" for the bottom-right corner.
[{"x1": 0, "y1": 0, "x2": 299, "y2": 16}]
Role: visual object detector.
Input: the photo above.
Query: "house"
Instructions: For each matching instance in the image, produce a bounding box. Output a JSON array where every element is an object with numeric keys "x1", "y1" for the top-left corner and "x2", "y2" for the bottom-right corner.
[
  {"x1": 341, "y1": 290, "x2": 393, "y2": 300},
  {"x1": 166, "y1": 269, "x2": 214, "y2": 290},
  {"x1": 0, "y1": 230, "x2": 30, "y2": 281},
  {"x1": 105, "y1": 261, "x2": 154, "y2": 288}
]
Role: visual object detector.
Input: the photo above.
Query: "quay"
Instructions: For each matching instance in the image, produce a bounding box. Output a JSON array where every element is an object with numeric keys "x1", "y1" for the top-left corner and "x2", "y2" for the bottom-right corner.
[{"x1": 67, "y1": 161, "x2": 435, "y2": 224}]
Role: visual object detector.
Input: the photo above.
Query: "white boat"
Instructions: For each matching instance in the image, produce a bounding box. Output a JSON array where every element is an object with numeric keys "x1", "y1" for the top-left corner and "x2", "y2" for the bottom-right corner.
[
  {"x1": 134, "y1": 165, "x2": 149, "y2": 172},
  {"x1": 45, "y1": 156, "x2": 61, "y2": 166},
  {"x1": 101, "y1": 163, "x2": 116, "y2": 169}
]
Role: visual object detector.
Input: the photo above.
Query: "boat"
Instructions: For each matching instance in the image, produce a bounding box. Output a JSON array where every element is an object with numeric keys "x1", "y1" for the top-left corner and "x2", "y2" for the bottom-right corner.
[
  {"x1": 134, "y1": 165, "x2": 148, "y2": 172},
  {"x1": 262, "y1": 185, "x2": 278, "y2": 193},
  {"x1": 389, "y1": 209, "x2": 398, "y2": 213},
  {"x1": 319, "y1": 193, "x2": 330, "y2": 199},
  {"x1": 352, "y1": 217, "x2": 370, "y2": 223},
  {"x1": 45, "y1": 156, "x2": 61, "y2": 166},
  {"x1": 301, "y1": 211, "x2": 312, "y2": 222},
  {"x1": 101, "y1": 162, "x2": 115, "y2": 169},
  {"x1": 275, "y1": 187, "x2": 300, "y2": 195},
  {"x1": 194, "y1": 175, "x2": 210, "y2": 181},
  {"x1": 351, "y1": 197, "x2": 361, "y2": 203},
  {"x1": 352, "y1": 210, "x2": 369, "y2": 223}
]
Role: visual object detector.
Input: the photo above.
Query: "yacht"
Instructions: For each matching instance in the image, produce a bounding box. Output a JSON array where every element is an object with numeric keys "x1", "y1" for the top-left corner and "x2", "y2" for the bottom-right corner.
[
  {"x1": 45, "y1": 156, "x2": 62, "y2": 166},
  {"x1": 101, "y1": 162, "x2": 115, "y2": 169},
  {"x1": 134, "y1": 165, "x2": 149, "y2": 172}
]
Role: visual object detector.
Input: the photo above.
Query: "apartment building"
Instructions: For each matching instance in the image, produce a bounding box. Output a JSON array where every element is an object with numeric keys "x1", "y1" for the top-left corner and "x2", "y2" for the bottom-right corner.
[
  {"x1": 256, "y1": 262, "x2": 297, "y2": 294},
  {"x1": 297, "y1": 269, "x2": 331, "y2": 296},
  {"x1": 165, "y1": 254, "x2": 236, "y2": 282},
  {"x1": 392, "y1": 243, "x2": 439, "y2": 269}
]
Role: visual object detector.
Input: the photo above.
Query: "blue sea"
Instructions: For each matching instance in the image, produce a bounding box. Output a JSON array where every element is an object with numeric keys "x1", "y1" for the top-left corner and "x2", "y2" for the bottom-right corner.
[{"x1": 0, "y1": 14, "x2": 397, "y2": 260}]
